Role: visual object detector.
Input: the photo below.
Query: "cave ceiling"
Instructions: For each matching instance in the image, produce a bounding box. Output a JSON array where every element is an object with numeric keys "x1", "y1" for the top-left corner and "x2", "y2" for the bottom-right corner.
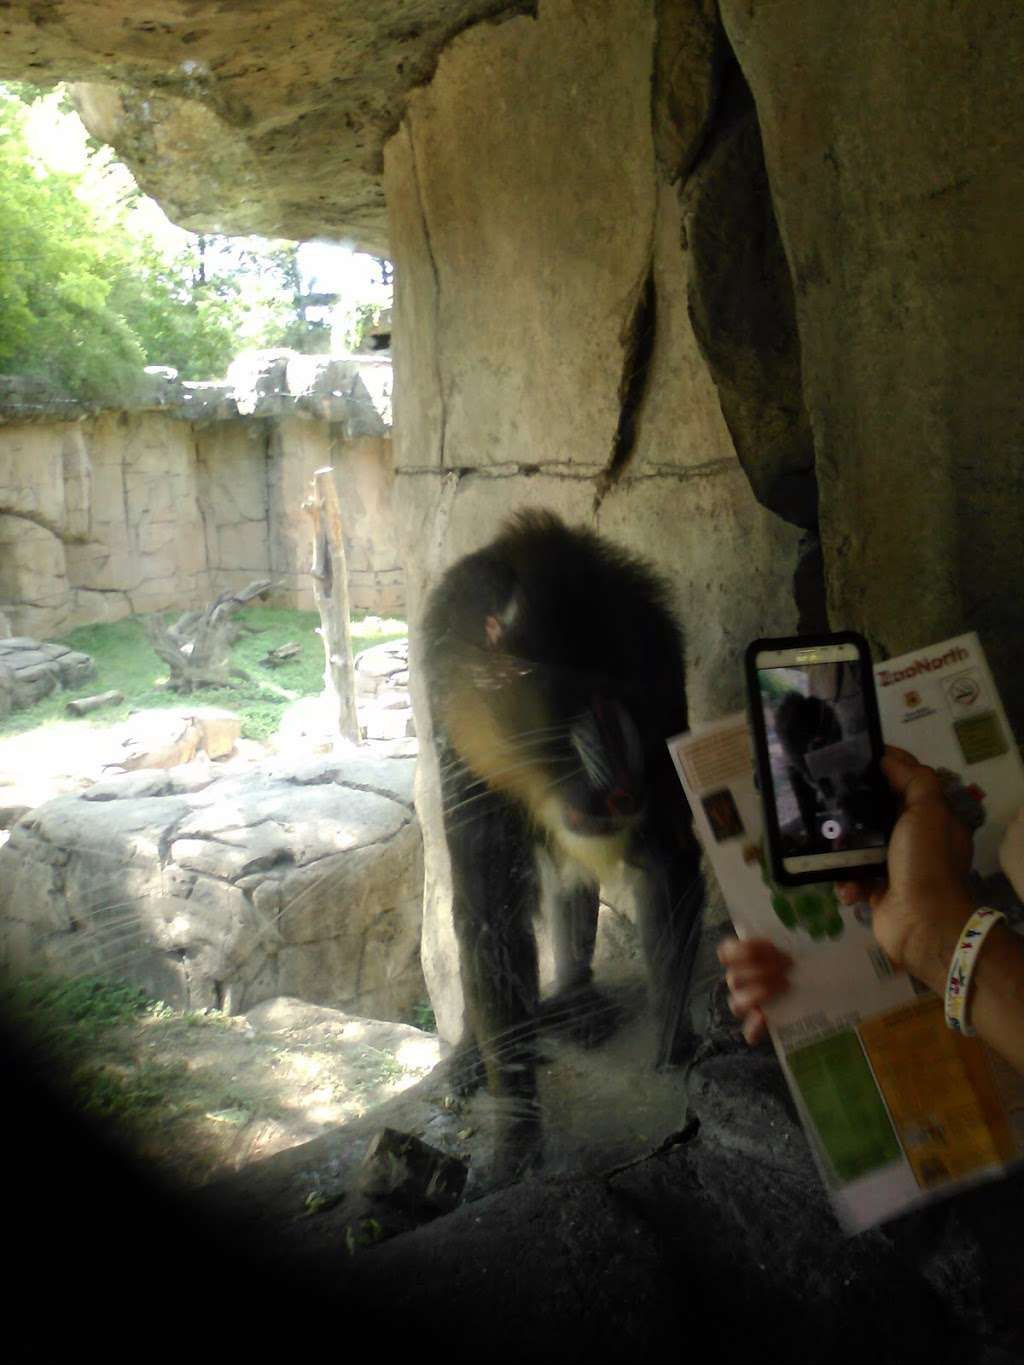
[{"x1": 0, "y1": 0, "x2": 536, "y2": 255}]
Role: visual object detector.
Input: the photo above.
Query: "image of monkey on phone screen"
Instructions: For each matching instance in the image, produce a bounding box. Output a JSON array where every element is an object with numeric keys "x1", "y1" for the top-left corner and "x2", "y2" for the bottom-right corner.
[{"x1": 766, "y1": 664, "x2": 881, "y2": 854}]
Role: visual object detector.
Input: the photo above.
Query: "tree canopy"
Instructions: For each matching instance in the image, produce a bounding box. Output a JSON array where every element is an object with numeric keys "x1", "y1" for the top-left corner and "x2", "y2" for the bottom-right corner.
[{"x1": 0, "y1": 85, "x2": 357, "y2": 401}]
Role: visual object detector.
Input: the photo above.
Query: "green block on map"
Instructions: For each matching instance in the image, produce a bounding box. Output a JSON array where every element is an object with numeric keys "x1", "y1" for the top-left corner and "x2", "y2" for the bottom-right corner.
[
  {"x1": 953, "y1": 711, "x2": 1008, "y2": 764},
  {"x1": 787, "y1": 1029, "x2": 902, "y2": 1184}
]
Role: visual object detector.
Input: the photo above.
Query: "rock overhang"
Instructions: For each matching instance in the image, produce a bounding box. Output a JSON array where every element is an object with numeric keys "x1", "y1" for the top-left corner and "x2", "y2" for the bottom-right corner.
[{"x1": 0, "y1": 0, "x2": 538, "y2": 254}]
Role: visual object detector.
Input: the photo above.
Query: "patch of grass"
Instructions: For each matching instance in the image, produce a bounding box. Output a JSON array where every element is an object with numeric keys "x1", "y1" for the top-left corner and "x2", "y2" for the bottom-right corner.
[
  {"x1": 0, "y1": 605, "x2": 407, "y2": 742},
  {"x1": 408, "y1": 999, "x2": 437, "y2": 1034},
  {"x1": 2, "y1": 972, "x2": 154, "y2": 1052},
  {"x1": 75, "y1": 1059, "x2": 191, "y2": 1123},
  {"x1": 0, "y1": 972, "x2": 185, "y2": 1128},
  {"x1": 1, "y1": 971, "x2": 259, "y2": 1179}
]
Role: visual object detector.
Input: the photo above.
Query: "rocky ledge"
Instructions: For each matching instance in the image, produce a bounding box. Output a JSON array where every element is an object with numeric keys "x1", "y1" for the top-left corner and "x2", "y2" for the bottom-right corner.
[
  {"x1": 0, "y1": 352, "x2": 392, "y2": 431},
  {"x1": 0, "y1": 750, "x2": 424, "y2": 1022}
]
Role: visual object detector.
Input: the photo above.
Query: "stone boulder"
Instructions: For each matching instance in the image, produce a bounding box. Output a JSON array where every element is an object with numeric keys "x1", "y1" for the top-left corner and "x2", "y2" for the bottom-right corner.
[
  {"x1": 0, "y1": 637, "x2": 95, "y2": 714},
  {"x1": 355, "y1": 638, "x2": 409, "y2": 697},
  {"x1": 0, "y1": 752, "x2": 424, "y2": 1022},
  {"x1": 225, "y1": 352, "x2": 391, "y2": 432},
  {"x1": 275, "y1": 695, "x2": 416, "y2": 752},
  {"x1": 0, "y1": 707, "x2": 246, "y2": 832},
  {"x1": 105, "y1": 706, "x2": 242, "y2": 772},
  {"x1": 354, "y1": 638, "x2": 414, "y2": 741}
]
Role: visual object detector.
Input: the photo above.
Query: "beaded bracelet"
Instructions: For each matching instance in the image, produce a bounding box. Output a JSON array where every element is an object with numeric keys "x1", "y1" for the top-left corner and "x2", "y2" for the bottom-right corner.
[{"x1": 944, "y1": 907, "x2": 1006, "y2": 1036}]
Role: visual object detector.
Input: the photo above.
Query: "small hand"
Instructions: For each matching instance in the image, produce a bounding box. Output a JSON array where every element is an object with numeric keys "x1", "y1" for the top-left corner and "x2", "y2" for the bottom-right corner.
[{"x1": 717, "y1": 937, "x2": 793, "y2": 1045}]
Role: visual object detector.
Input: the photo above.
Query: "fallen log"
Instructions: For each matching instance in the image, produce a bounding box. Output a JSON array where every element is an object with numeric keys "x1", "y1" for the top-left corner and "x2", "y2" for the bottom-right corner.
[
  {"x1": 145, "y1": 580, "x2": 273, "y2": 693},
  {"x1": 259, "y1": 642, "x2": 301, "y2": 667},
  {"x1": 65, "y1": 689, "x2": 124, "y2": 716}
]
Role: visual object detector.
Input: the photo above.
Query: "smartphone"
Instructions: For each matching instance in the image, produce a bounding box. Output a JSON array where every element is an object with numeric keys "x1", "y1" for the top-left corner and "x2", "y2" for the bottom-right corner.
[{"x1": 745, "y1": 632, "x2": 894, "y2": 886}]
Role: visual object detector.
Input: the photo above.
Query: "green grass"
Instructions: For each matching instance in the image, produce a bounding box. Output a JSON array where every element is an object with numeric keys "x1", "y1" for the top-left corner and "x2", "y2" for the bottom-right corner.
[
  {"x1": 2, "y1": 972, "x2": 154, "y2": 1046},
  {"x1": 408, "y1": 998, "x2": 438, "y2": 1034},
  {"x1": 0, "y1": 972, "x2": 174, "y2": 1122},
  {"x1": 0, "y1": 606, "x2": 406, "y2": 742},
  {"x1": 2, "y1": 972, "x2": 238, "y2": 1144}
]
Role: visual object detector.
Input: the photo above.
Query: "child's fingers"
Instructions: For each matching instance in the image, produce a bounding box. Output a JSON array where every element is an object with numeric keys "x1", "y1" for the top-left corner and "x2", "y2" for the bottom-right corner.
[
  {"x1": 728, "y1": 979, "x2": 787, "y2": 1015},
  {"x1": 723, "y1": 962, "x2": 790, "y2": 996},
  {"x1": 717, "y1": 937, "x2": 793, "y2": 970},
  {"x1": 719, "y1": 936, "x2": 792, "y2": 1045}
]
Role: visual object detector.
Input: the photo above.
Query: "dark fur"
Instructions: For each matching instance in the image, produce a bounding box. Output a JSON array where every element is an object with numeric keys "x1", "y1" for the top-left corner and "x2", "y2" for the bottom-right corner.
[
  {"x1": 774, "y1": 692, "x2": 844, "y2": 837},
  {"x1": 421, "y1": 511, "x2": 704, "y2": 1178}
]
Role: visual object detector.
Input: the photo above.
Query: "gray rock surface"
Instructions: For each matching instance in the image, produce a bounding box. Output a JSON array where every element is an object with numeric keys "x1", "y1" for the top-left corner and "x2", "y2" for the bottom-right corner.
[
  {"x1": 0, "y1": 752, "x2": 424, "y2": 1022},
  {"x1": 0, "y1": 637, "x2": 95, "y2": 712},
  {"x1": 682, "y1": 85, "x2": 816, "y2": 529},
  {"x1": 110, "y1": 706, "x2": 241, "y2": 770},
  {"x1": 718, "y1": 0, "x2": 1024, "y2": 733},
  {"x1": 354, "y1": 637, "x2": 415, "y2": 739}
]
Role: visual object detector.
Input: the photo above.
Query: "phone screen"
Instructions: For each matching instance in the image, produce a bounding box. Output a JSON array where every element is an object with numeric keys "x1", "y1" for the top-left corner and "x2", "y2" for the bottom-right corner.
[{"x1": 755, "y1": 645, "x2": 888, "y2": 876}]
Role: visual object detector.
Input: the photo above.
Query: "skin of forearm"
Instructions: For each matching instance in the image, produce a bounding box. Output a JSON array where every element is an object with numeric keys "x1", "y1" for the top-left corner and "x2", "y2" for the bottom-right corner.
[{"x1": 907, "y1": 913, "x2": 1024, "y2": 1074}]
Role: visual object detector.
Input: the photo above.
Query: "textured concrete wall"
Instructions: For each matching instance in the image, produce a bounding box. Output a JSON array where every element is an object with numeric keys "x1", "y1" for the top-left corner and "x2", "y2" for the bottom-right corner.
[
  {"x1": 384, "y1": 0, "x2": 802, "y2": 1040},
  {"x1": 64, "y1": 412, "x2": 207, "y2": 622},
  {"x1": 0, "y1": 412, "x2": 403, "y2": 635},
  {"x1": 720, "y1": 0, "x2": 1024, "y2": 733},
  {"x1": 195, "y1": 420, "x2": 273, "y2": 600},
  {"x1": 333, "y1": 434, "x2": 405, "y2": 616}
]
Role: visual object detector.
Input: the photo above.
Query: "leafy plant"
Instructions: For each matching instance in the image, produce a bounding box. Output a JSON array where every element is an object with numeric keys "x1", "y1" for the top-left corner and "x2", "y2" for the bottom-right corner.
[
  {"x1": 0, "y1": 85, "x2": 391, "y2": 397},
  {"x1": 409, "y1": 999, "x2": 438, "y2": 1034}
]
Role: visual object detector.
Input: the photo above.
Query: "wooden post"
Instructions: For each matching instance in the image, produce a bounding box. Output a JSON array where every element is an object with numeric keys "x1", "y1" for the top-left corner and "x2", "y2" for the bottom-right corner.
[{"x1": 305, "y1": 467, "x2": 360, "y2": 743}]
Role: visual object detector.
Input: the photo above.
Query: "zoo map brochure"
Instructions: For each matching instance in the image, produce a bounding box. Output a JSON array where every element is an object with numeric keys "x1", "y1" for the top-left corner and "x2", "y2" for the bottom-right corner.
[{"x1": 668, "y1": 632, "x2": 1024, "y2": 1234}]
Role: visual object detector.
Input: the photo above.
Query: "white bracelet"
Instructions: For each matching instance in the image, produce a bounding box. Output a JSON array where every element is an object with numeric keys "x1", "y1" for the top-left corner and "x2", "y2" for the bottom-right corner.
[{"x1": 944, "y1": 907, "x2": 1006, "y2": 1036}]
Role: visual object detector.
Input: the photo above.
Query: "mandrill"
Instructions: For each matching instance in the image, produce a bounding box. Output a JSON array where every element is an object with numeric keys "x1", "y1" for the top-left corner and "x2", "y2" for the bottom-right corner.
[{"x1": 421, "y1": 510, "x2": 705, "y2": 1179}]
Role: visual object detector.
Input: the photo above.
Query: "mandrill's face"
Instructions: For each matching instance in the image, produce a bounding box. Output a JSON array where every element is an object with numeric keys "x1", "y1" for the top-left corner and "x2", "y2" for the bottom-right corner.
[{"x1": 441, "y1": 621, "x2": 647, "y2": 881}]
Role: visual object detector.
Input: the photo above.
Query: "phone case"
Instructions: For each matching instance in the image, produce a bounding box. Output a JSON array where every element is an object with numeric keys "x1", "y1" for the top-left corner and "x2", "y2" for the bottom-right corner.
[{"x1": 744, "y1": 632, "x2": 892, "y2": 886}]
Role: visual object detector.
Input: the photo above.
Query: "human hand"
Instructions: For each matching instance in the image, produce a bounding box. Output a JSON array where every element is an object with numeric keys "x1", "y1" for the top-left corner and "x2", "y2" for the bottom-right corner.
[
  {"x1": 999, "y1": 806, "x2": 1024, "y2": 902},
  {"x1": 835, "y1": 746, "x2": 975, "y2": 991},
  {"x1": 716, "y1": 937, "x2": 793, "y2": 1046}
]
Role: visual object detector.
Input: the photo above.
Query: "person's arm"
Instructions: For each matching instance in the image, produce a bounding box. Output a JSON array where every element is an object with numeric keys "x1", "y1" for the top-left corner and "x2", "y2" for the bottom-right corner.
[
  {"x1": 879, "y1": 887, "x2": 1024, "y2": 1073},
  {"x1": 836, "y1": 751, "x2": 1024, "y2": 1073},
  {"x1": 725, "y1": 758, "x2": 1024, "y2": 1071},
  {"x1": 952, "y1": 920, "x2": 1024, "y2": 1071}
]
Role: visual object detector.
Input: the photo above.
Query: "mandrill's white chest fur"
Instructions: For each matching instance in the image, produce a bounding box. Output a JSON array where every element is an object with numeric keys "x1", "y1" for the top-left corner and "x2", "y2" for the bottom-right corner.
[{"x1": 537, "y1": 793, "x2": 634, "y2": 888}]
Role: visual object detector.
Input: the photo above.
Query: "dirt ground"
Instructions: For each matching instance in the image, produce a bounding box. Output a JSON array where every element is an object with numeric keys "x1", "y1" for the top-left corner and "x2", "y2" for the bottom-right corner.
[
  {"x1": 31, "y1": 995, "x2": 442, "y2": 1190},
  {"x1": 15, "y1": 968, "x2": 712, "y2": 1242}
]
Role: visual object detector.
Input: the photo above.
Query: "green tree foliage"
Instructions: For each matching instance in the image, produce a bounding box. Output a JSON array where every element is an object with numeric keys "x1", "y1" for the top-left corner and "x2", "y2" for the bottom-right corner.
[
  {"x1": 0, "y1": 94, "x2": 149, "y2": 398},
  {"x1": 0, "y1": 85, "x2": 338, "y2": 398},
  {"x1": 104, "y1": 235, "x2": 246, "y2": 381}
]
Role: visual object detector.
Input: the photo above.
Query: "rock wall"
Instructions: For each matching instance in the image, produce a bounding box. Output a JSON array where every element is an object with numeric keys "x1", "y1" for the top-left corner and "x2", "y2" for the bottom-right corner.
[
  {"x1": 0, "y1": 753, "x2": 425, "y2": 1022},
  {"x1": 718, "y1": 0, "x2": 1024, "y2": 732},
  {"x1": 0, "y1": 364, "x2": 404, "y2": 636},
  {"x1": 383, "y1": 0, "x2": 802, "y2": 1040}
]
